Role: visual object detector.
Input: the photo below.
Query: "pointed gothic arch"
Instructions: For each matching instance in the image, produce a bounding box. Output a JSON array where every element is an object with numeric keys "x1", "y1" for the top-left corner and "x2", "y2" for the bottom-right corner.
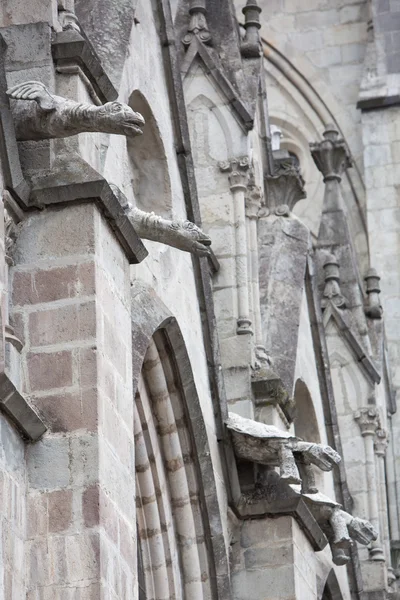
[{"x1": 131, "y1": 281, "x2": 229, "y2": 600}]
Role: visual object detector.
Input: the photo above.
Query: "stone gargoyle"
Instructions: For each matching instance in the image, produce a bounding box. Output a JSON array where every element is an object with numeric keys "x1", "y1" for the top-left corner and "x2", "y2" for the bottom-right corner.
[
  {"x1": 302, "y1": 491, "x2": 377, "y2": 565},
  {"x1": 6, "y1": 81, "x2": 145, "y2": 141},
  {"x1": 127, "y1": 207, "x2": 211, "y2": 257},
  {"x1": 128, "y1": 207, "x2": 211, "y2": 257},
  {"x1": 226, "y1": 412, "x2": 341, "y2": 492}
]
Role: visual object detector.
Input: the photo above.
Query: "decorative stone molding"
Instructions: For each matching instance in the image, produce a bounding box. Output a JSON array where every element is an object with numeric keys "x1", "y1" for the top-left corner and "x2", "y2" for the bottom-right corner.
[
  {"x1": 265, "y1": 159, "x2": 306, "y2": 216},
  {"x1": 7, "y1": 81, "x2": 145, "y2": 141},
  {"x1": 310, "y1": 124, "x2": 352, "y2": 182},
  {"x1": 240, "y1": 0, "x2": 262, "y2": 59},
  {"x1": 226, "y1": 412, "x2": 340, "y2": 492},
  {"x1": 126, "y1": 205, "x2": 211, "y2": 257},
  {"x1": 354, "y1": 406, "x2": 380, "y2": 436},
  {"x1": 219, "y1": 156, "x2": 250, "y2": 190},
  {"x1": 364, "y1": 268, "x2": 383, "y2": 320},
  {"x1": 374, "y1": 428, "x2": 388, "y2": 456},
  {"x1": 321, "y1": 253, "x2": 347, "y2": 310},
  {"x1": 183, "y1": 0, "x2": 212, "y2": 47}
]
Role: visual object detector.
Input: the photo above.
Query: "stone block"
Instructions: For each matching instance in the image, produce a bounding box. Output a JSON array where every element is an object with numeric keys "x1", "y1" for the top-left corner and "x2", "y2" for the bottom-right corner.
[
  {"x1": 29, "y1": 301, "x2": 96, "y2": 348},
  {"x1": 27, "y1": 350, "x2": 73, "y2": 391},
  {"x1": 69, "y1": 433, "x2": 98, "y2": 488},
  {"x1": 12, "y1": 262, "x2": 96, "y2": 307},
  {"x1": 82, "y1": 484, "x2": 100, "y2": 528},
  {"x1": 48, "y1": 489, "x2": 73, "y2": 533},
  {"x1": 27, "y1": 436, "x2": 70, "y2": 489},
  {"x1": 15, "y1": 204, "x2": 96, "y2": 266},
  {"x1": 32, "y1": 387, "x2": 98, "y2": 433}
]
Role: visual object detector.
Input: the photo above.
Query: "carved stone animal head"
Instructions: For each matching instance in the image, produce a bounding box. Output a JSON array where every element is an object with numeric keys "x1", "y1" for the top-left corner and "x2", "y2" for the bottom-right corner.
[
  {"x1": 305, "y1": 444, "x2": 341, "y2": 471},
  {"x1": 96, "y1": 102, "x2": 145, "y2": 137},
  {"x1": 348, "y1": 517, "x2": 378, "y2": 545}
]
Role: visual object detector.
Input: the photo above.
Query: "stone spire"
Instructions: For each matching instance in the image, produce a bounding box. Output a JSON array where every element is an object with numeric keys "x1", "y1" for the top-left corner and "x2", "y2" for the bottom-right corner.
[
  {"x1": 240, "y1": 0, "x2": 262, "y2": 59},
  {"x1": 364, "y1": 268, "x2": 383, "y2": 320},
  {"x1": 321, "y1": 253, "x2": 347, "y2": 310},
  {"x1": 183, "y1": 0, "x2": 212, "y2": 47}
]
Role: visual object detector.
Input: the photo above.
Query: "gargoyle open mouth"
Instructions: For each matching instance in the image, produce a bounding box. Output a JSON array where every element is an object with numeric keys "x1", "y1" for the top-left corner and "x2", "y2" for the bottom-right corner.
[{"x1": 123, "y1": 112, "x2": 146, "y2": 136}]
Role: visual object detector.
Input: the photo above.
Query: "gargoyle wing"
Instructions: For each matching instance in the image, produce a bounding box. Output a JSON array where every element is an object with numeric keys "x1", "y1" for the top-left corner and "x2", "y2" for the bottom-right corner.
[{"x1": 6, "y1": 81, "x2": 56, "y2": 112}]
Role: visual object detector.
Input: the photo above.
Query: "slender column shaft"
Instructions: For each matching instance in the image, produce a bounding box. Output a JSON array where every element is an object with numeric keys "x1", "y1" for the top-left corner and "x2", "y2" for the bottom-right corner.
[{"x1": 231, "y1": 182, "x2": 251, "y2": 334}]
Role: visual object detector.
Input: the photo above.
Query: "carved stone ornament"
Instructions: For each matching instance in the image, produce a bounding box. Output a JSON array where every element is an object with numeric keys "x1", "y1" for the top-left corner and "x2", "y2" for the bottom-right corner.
[
  {"x1": 245, "y1": 171, "x2": 263, "y2": 218},
  {"x1": 226, "y1": 412, "x2": 341, "y2": 492},
  {"x1": 240, "y1": 0, "x2": 262, "y2": 59},
  {"x1": 321, "y1": 253, "x2": 347, "y2": 310},
  {"x1": 310, "y1": 124, "x2": 352, "y2": 182},
  {"x1": 59, "y1": 9, "x2": 81, "y2": 32},
  {"x1": 374, "y1": 428, "x2": 388, "y2": 456},
  {"x1": 364, "y1": 268, "x2": 383, "y2": 319},
  {"x1": 265, "y1": 160, "x2": 306, "y2": 216},
  {"x1": 183, "y1": 0, "x2": 212, "y2": 47},
  {"x1": 354, "y1": 406, "x2": 380, "y2": 436},
  {"x1": 6, "y1": 81, "x2": 145, "y2": 141},
  {"x1": 219, "y1": 157, "x2": 250, "y2": 189},
  {"x1": 126, "y1": 205, "x2": 211, "y2": 257},
  {"x1": 302, "y1": 492, "x2": 378, "y2": 565}
]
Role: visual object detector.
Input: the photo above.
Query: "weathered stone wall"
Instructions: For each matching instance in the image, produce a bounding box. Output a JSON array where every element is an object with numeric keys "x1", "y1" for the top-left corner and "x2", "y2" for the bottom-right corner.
[
  {"x1": 12, "y1": 203, "x2": 136, "y2": 597},
  {"x1": 0, "y1": 413, "x2": 26, "y2": 598}
]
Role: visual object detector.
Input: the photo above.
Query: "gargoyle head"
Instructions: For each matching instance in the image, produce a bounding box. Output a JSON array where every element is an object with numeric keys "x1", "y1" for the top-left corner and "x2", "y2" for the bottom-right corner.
[
  {"x1": 348, "y1": 517, "x2": 378, "y2": 545},
  {"x1": 301, "y1": 444, "x2": 341, "y2": 471},
  {"x1": 169, "y1": 220, "x2": 212, "y2": 255},
  {"x1": 98, "y1": 101, "x2": 145, "y2": 137}
]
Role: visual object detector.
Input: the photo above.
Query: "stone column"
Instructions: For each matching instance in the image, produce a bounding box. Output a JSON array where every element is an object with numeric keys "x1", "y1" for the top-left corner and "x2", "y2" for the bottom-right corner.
[
  {"x1": 245, "y1": 177, "x2": 264, "y2": 357},
  {"x1": 354, "y1": 407, "x2": 385, "y2": 561},
  {"x1": 220, "y1": 158, "x2": 252, "y2": 335},
  {"x1": 374, "y1": 428, "x2": 396, "y2": 585}
]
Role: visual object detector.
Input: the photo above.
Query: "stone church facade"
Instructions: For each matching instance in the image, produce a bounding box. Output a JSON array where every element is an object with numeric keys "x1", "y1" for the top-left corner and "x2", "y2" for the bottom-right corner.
[{"x1": 0, "y1": 0, "x2": 399, "y2": 598}]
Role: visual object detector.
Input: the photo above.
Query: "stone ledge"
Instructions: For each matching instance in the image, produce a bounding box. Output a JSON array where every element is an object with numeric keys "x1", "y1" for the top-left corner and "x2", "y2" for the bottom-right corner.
[
  {"x1": 28, "y1": 156, "x2": 148, "y2": 265},
  {"x1": 0, "y1": 371, "x2": 46, "y2": 441},
  {"x1": 52, "y1": 29, "x2": 117, "y2": 104},
  {"x1": 357, "y1": 95, "x2": 400, "y2": 111}
]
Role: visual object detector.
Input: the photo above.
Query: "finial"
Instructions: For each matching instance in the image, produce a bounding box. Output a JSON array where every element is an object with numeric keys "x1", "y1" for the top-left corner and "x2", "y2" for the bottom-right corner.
[
  {"x1": 364, "y1": 268, "x2": 383, "y2": 319},
  {"x1": 310, "y1": 125, "x2": 352, "y2": 182},
  {"x1": 183, "y1": 0, "x2": 212, "y2": 47},
  {"x1": 321, "y1": 253, "x2": 347, "y2": 310},
  {"x1": 241, "y1": 0, "x2": 262, "y2": 58}
]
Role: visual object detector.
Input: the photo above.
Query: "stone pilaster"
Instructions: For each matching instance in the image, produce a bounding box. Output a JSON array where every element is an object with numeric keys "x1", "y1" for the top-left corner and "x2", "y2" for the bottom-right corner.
[
  {"x1": 220, "y1": 157, "x2": 252, "y2": 335},
  {"x1": 354, "y1": 407, "x2": 385, "y2": 562},
  {"x1": 245, "y1": 175, "x2": 266, "y2": 364}
]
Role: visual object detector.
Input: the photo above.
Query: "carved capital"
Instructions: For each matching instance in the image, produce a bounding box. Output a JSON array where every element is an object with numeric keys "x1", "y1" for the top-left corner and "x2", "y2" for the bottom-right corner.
[
  {"x1": 183, "y1": 0, "x2": 212, "y2": 47},
  {"x1": 310, "y1": 124, "x2": 352, "y2": 182},
  {"x1": 241, "y1": 0, "x2": 262, "y2": 58},
  {"x1": 265, "y1": 159, "x2": 306, "y2": 216},
  {"x1": 364, "y1": 268, "x2": 383, "y2": 320},
  {"x1": 219, "y1": 157, "x2": 250, "y2": 191},
  {"x1": 321, "y1": 253, "x2": 347, "y2": 310},
  {"x1": 374, "y1": 428, "x2": 388, "y2": 456},
  {"x1": 354, "y1": 407, "x2": 380, "y2": 436}
]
